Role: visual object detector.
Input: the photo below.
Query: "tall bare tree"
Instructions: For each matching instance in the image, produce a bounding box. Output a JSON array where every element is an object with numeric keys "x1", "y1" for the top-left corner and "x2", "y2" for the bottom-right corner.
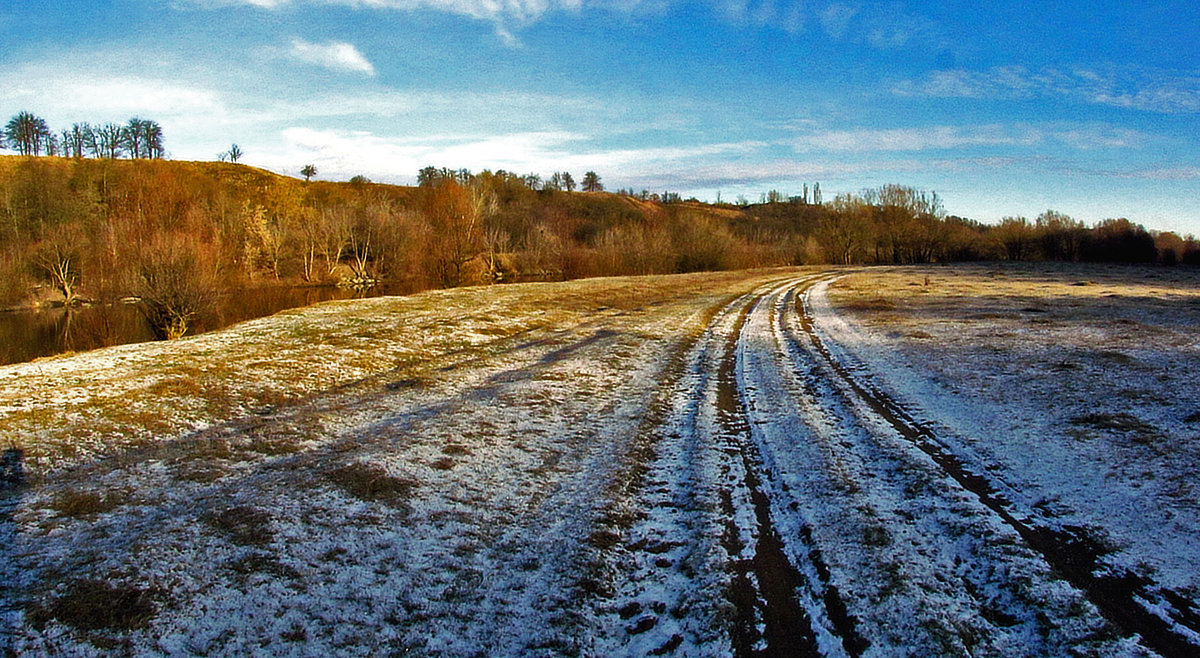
[
  {"x1": 5, "y1": 111, "x2": 53, "y2": 156},
  {"x1": 423, "y1": 179, "x2": 486, "y2": 287},
  {"x1": 93, "y1": 123, "x2": 126, "y2": 159},
  {"x1": 124, "y1": 118, "x2": 165, "y2": 159},
  {"x1": 581, "y1": 171, "x2": 603, "y2": 192},
  {"x1": 60, "y1": 123, "x2": 94, "y2": 158}
]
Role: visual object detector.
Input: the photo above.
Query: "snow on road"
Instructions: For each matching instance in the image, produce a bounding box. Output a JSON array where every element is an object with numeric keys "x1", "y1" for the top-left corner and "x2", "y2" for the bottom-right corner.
[{"x1": 2, "y1": 265, "x2": 1197, "y2": 656}]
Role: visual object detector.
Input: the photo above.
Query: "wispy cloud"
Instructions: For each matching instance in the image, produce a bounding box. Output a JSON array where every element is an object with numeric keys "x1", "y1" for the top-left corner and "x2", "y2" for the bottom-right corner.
[
  {"x1": 1117, "y1": 166, "x2": 1200, "y2": 181},
  {"x1": 896, "y1": 65, "x2": 1200, "y2": 114},
  {"x1": 193, "y1": 0, "x2": 939, "y2": 48},
  {"x1": 0, "y1": 69, "x2": 229, "y2": 128},
  {"x1": 817, "y1": 3, "x2": 859, "y2": 39},
  {"x1": 714, "y1": 0, "x2": 806, "y2": 33},
  {"x1": 794, "y1": 125, "x2": 1035, "y2": 152},
  {"x1": 791, "y1": 123, "x2": 1150, "y2": 153},
  {"x1": 286, "y1": 38, "x2": 376, "y2": 75}
]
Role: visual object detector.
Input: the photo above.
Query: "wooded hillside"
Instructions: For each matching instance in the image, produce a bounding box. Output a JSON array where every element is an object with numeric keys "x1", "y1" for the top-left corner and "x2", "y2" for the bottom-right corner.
[{"x1": 2, "y1": 155, "x2": 1196, "y2": 337}]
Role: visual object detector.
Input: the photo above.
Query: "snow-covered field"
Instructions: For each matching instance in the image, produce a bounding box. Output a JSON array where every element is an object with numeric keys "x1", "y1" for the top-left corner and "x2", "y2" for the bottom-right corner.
[{"x1": 1, "y1": 263, "x2": 1198, "y2": 656}]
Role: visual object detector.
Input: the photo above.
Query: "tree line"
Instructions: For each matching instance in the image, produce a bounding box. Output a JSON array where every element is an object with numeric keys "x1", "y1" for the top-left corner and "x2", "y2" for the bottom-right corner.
[
  {"x1": 732, "y1": 183, "x2": 1199, "y2": 268},
  {"x1": 1, "y1": 154, "x2": 1196, "y2": 341},
  {"x1": 417, "y1": 166, "x2": 603, "y2": 193},
  {"x1": 3, "y1": 111, "x2": 165, "y2": 159}
]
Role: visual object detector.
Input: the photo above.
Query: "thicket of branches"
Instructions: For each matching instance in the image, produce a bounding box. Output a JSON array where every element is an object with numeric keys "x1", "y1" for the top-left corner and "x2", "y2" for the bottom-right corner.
[{"x1": 1, "y1": 155, "x2": 1196, "y2": 338}]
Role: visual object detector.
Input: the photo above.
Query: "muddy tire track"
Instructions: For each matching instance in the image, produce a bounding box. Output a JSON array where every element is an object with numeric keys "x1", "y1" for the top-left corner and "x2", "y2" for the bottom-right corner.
[
  {"x1": 727, "y1": 273, "x2": 1127, "y2": 655},
  {"x1": 794, "y1": 276, "x2": 1200, "y2": 657},
  {"x1": 717, "y1": 292, "x2": 823, "y2": 657},
  {"x1": 602, "y1": 275, "x2": 868, "y2": 657}
]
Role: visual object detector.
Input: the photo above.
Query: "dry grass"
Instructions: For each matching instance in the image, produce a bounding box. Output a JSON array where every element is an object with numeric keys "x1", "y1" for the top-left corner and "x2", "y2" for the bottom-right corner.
[
  {"x1": 830, "y1": 263, "x2": 1200, "y2": 342},
  {"x1": 325, "y1": 462, "x2": 417, "y2": 506},
  {"x1": 29, "y1": 579, "x2": 158, "y2": 632},
  {"x1": 48, "y1": 488, "x2": 127, "y2": 518},
  {"x1": 1070, "y1": 413, "x2": 1163, "y2": 444},
  {"x1": 203, "y1": 505, "x2": 274, "y2": 546}
]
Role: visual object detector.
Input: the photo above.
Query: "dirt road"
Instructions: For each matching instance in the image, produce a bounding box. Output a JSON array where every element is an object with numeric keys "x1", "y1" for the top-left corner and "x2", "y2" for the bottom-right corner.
[{"x1": 3, "y1": 268, "x2": 1199, "y2": 656}]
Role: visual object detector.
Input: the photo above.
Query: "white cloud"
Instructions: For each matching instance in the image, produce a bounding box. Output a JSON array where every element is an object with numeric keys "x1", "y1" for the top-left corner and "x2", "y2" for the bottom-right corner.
[
  {"x1": 287, "y1": 38, "x2": 376, "y2": 75},
  {"x1": 193, "y1": 0, "x2": 936, "y2": 48},
  {"x1": 0, "y1": 67, "x2": 231, "y2": 137},
  {"x1": 264, "y1": 125, "x2": 770, "y2": 185},
  {"x1": 268, "y1": 127, "x2": 588, "y2": 182}
]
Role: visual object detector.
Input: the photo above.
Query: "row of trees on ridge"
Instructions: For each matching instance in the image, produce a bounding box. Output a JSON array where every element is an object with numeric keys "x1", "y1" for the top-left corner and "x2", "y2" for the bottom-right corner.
[{"x1": 4, "y1": 111, "x2": 165, "y2": 159}]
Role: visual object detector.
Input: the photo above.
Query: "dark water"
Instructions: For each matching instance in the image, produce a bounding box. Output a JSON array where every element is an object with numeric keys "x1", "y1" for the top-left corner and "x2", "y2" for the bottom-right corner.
[{"x1": 0, "y1": 285, "x2": 410, "y2": 366}]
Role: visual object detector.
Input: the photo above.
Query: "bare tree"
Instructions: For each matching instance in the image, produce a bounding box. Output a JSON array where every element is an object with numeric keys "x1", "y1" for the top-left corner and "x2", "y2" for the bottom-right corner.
[
  {"x1": 423, "y1": 179, "x2": 486, "y2": 287},
  {"x1": 124, "y1": 118, "x2": 165, "y2": 159},
  {"x1": 581, "y1": 171, "x2": 603, "y2": 192},
  {"x1": 132, "y1": 234, "x2": 219, "y2": 340},
  {"x1": 93, "y1": 123, "x2": 126, "y2": 159},
  {"x1": 31, "y1": 223, "x2": 86, "y2": 306},
  {"x1": 819, "y1": 193, "x2": 870, "y2": 264},
  {"x1": 995, "y1": 216, "x2": 1037, "y2": 261},
  {"x1": 60, "y1": 123, "x2": 93, "y2": 158},
  {"x1": 223, "y1": 143, "x2": 243, "y2": 163},
  {"x1": 5, "y1": 111, "x2": 53, "y2": 156}
]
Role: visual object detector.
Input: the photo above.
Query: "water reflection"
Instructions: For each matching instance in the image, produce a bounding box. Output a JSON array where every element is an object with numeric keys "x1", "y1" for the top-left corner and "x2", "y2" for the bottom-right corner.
[{"x1": 0, "y1": 283, "x2": 414, "y2": 366}]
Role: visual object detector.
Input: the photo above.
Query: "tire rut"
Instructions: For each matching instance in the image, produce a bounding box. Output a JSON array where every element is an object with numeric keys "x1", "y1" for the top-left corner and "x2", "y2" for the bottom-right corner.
[{"x1": 716, "y1": 279, "x2": 869, "y2": 658}]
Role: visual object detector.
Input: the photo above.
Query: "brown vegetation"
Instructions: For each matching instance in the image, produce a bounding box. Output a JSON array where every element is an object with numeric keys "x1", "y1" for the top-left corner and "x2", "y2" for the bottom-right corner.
[{"x1": 1, "y1": 156, "x2": 1196, "y2": 343}]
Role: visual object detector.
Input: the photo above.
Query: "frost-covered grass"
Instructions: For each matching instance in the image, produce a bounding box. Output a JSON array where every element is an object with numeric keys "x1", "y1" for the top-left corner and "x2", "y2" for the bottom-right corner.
[
  {"x1": 0, "y1": 271, "x2": 792, "y2": 479},
  {"x1": 0, "y1": 268, "x2": 803, "y2": 656},
  {"x1": 827, "y1": 262, "x2": 1200, "y2": 605},
  {"x1": 5, "y1": 262, "x2": 1196, "y2": 656}
]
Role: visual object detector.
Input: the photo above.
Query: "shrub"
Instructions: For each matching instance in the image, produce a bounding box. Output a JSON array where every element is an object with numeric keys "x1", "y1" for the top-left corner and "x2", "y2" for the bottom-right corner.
[
  {"x1": 48, "y1": 489, "x2": 125, "y2": 517},
  {"x1": 130, "y1": 233, "x2": 220, "y2": 340}
]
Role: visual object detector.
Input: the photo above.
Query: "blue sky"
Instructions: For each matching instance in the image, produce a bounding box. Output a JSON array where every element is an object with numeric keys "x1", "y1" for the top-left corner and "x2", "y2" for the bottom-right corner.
[{"x1": 2, "y1": 1, "x2": 1199, "y2": 234}]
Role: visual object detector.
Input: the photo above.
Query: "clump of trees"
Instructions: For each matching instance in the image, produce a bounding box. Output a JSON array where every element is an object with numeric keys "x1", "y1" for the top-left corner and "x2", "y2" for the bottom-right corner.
[{"x1": 3, "y1": 112, "x2": 165, "y2": 159}]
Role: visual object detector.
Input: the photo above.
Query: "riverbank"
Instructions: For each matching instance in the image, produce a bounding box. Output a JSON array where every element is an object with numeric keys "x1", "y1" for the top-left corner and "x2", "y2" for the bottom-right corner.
[{"x1": 0, "y1": 280, "x2": 424, "y2": 367}]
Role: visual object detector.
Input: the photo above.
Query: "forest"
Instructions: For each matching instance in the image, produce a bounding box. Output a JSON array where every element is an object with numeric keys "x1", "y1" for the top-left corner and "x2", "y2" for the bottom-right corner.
[{"x1": 1, "y1": 152, "x2": 1197, "y2": 340}]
